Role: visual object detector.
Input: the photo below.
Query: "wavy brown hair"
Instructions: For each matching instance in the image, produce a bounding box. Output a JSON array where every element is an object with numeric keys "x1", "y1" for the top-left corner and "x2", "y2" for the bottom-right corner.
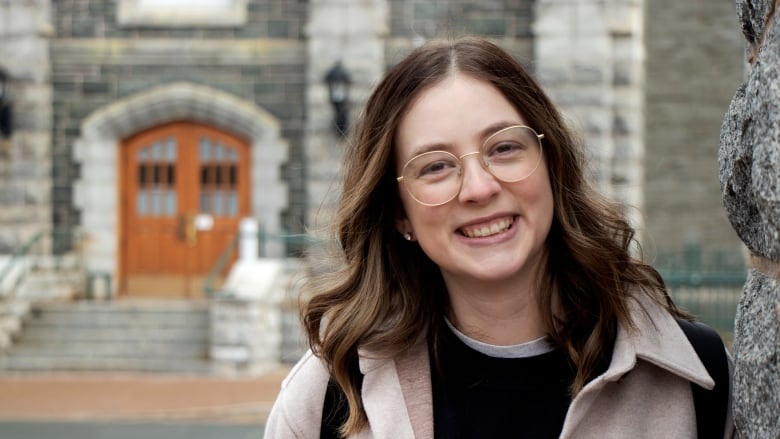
[{"x1": 302, "y1": 36, "x2": 680, "y2": 435}]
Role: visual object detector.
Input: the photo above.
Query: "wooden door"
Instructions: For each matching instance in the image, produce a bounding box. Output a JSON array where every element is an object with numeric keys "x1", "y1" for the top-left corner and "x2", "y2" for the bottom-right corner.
[{"x1": 120, "y1": 121, "x2": 250, "y2": 297}]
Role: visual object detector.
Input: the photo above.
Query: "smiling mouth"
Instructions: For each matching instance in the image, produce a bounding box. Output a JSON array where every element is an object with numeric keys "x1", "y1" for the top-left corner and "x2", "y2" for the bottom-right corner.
[{"x1": 459, "y1": 216, "x2": 515, "y2": 238}]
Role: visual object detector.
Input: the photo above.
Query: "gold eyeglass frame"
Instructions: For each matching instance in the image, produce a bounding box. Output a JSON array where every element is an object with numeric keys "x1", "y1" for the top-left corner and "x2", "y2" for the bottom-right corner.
[{"x1": 396, "y1": 125, "x2": 545, "y2": 206}]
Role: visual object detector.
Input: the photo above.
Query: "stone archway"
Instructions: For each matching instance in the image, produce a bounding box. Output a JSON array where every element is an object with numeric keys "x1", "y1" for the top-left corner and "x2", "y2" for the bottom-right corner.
[{"x1": 73, "y1": 81, "x2": 288, "y2": 296}]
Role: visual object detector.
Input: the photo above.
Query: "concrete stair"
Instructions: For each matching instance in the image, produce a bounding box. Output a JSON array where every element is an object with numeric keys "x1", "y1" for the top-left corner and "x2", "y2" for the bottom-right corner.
[
  {"x1": 0, "y1": 300, "x2": 212, "y2": 374},
  {"x1": 22, "y1": 255, "x2": 85, "y2": 301}
]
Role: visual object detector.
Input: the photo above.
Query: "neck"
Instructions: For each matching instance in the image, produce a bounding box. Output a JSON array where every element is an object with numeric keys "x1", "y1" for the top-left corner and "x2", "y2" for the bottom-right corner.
[{"x1": 444, "y1": 278, "x2": 546, "y2": 346}]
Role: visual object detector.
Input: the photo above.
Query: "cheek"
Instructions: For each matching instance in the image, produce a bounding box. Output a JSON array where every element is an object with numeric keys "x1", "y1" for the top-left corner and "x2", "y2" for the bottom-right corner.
[
  {"x1": 519, "y1": 173, "x2": 555, "y2": 222},
  {"x1": 401, "y1": 197, "x2": 450, "y2": 232}
]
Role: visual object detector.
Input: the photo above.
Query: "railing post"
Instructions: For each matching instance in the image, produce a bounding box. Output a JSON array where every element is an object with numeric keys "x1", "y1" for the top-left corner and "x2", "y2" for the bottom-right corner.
[
  {"x1": 239, "y1": 217, "x2": 259, "y2": 261},
  {"x1": 684, "y1": 242, "x2": 702, "y2": 271},
  {"x1": 85, "y1": 271, "x2": 112, "y2": 300}
]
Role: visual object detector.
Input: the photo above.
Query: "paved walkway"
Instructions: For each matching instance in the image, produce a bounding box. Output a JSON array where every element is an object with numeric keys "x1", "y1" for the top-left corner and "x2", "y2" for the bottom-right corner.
[{"x1": 0, "y1": 367, "x2": 290, "y2": 424}]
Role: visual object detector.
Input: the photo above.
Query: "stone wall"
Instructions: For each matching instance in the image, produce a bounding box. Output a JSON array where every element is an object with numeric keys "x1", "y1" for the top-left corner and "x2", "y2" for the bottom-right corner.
[
  {"x1": 0, "y1": 0, "x2": 52, "y2": 253},
  {"x1": 304, "y1": 0, "x2": 389, "y2": 233},
  {"x1": 719, "y1": 0, "x2": 780, "y2": 436},
  {"x1": 304, "y1": 0, "x2": 536, "y2": 235},
  {"x1": 388, "y1": 0, "x2": 534, "y2": 40},
  {"x1": 534, "y1": 0, "x2": 645, "y2": 232},
  {"x1": 50, "y1": 0, "x2": 308, "y2": 253},
  {"x1": 385, "y1": 0, "x2": 533, "y2": 72},
  {"x1": 644, "y1": 0, "x2": 744, "y2": 257}
]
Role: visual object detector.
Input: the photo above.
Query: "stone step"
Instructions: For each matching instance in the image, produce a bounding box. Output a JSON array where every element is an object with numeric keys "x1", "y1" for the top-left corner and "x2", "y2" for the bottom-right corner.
[
  {"x1": 18, "y1": 326, "x2": 207, "y2": 343},
  {"x1": 5, "y1": 255, "x2": 85, "y2": 301},
  {"x1": 33, "y1": 300, "x2": 209, "y2": 313},
  {"x1": 32, "y1": 299, "x2": 208, "y2": 317},
  {"x1": 0, "y1": 355, "x2": 213, "y2": 374},
  {"x1": 28, "y1": 254, "x2": 82, "y2": 271},
  {"x1": 24, "y1": 311, "x2": 209, "y2": 329},
  {"x1": 1, "y1": 299, "x2": 212, "y2": 374},
  {"x1": 9, "y1": 340, "x2": 208, "y2": 357}
]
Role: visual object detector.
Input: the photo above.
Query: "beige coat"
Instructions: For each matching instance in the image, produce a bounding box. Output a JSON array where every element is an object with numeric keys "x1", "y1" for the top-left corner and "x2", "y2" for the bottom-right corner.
[{"x1": 264, "y1": 293, "x2": 735, "y2": 438}]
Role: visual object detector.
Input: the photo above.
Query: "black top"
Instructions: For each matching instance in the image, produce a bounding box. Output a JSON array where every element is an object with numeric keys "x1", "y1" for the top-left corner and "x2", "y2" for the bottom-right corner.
[{"x1": 430, "y1": 324, "x2": 575, "y2": 439}]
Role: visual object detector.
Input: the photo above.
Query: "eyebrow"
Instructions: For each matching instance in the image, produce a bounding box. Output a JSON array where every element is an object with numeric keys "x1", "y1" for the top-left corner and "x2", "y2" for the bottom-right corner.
[{"x1": 405, "y1": 120, "x2": 524, "y2": 158}]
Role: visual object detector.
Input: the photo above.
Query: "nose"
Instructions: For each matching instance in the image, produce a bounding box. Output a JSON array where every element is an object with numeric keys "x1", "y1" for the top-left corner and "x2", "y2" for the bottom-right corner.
[{"x1": 457, "y1": 152, "x2": 501, "y2": 203}]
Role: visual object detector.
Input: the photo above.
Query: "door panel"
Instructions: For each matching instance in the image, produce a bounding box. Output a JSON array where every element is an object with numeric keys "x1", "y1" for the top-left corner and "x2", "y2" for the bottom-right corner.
[{"x1": 120, "y1": 121, "x2": 250, "y2": 297}]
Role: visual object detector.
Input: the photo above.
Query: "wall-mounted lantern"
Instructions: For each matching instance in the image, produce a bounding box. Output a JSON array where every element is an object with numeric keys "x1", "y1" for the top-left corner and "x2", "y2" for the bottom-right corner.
[
  {"x1": 324, "y1": 61, "x2": 351, "y2": 137},
  {"x1": 0, "y1": 69, "x2": 12, "y2": 139}
]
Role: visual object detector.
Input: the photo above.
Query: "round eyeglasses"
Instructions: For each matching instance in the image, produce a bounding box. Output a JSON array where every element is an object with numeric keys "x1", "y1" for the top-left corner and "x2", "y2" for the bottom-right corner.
[{"x1": 396, "y1": 125, "x2": 545, "y2": 206}]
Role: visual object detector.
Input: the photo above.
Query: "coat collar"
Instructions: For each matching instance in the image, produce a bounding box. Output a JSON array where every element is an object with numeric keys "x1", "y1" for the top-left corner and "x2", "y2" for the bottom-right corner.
[
  {"x1": 606, "y1": 292, "x2": 714, "y2": 390},
  {"x1": 560, "y1": 291, "x2": 715, "y2": 437}
]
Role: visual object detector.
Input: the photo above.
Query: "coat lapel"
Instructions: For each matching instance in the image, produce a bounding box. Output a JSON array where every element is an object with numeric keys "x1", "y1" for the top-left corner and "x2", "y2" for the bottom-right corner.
[
  {"x1": 395, "y1": 340, "x2": 434, "y2": 438},
  {"x1": 359, "y1": 349, "x2": 419, "y2": 439}
]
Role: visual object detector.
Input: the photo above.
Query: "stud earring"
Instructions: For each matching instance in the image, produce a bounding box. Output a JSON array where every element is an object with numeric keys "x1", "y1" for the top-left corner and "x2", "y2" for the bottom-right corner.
[{"x1": 403, "y1": 232, "x2": 412, "y2": 241}]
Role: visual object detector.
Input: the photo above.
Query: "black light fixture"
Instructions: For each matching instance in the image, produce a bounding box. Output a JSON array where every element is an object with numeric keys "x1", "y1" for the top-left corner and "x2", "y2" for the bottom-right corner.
[
  {"x1": 0, "y1": 68, "x2": 12, "y2": 139},
  {"x1": 324, "y1": 61, "x2": 351, "y2": 137}
]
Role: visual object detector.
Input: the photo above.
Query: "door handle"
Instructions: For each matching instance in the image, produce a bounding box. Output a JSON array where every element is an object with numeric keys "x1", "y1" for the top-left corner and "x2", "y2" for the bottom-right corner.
[{"x1": 177, "y1": 213, "x2": 197, "y2": 245}]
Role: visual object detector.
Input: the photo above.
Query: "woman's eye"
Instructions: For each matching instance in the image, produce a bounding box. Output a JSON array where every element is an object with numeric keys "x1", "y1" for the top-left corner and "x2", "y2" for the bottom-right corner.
[
  {"x1": 488, "y1": 141, "x2": 524, "y2": 156},
  {"x1": 419, "y1": 160, "x2": 456, "y2": 177}
]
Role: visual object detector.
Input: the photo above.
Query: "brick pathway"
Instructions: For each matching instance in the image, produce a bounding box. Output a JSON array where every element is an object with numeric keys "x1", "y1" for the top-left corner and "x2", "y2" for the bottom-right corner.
[{"x1": 0, "y1": 367, "x2": 290, "y2": 424}]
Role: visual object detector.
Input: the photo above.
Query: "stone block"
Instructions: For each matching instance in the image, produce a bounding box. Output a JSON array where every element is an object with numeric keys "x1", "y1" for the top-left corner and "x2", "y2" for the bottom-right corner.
[
  {"x1": 736, "y1": 0, "x2": 773, "y2": 51},
  {"x1": 533, "y1": 1, "x2": 576, "y2": 37},
  {"x1": 575, "y1": 2, "x2": 610, "y2": 35},
  {"x1": 719, "y1": 56, "x2": 780, "y2": 259},
  {"x1": 606, "y1": 1, "x2": 642, "y2": 35},
  {"x1": 210, "y1": 297, "x2": 282, "y2": 375},
  {"x1": 0, "y1": 3, "x2": 40, "y2": 36},
  {"x1": 535, "y1": 36, "x2": 574, "y2": 70},
  {"x1": 613, "y1": 61, "x2": 638, "y2": 86},
  {"x1": 346, "y1": 1, "x2": 389, "y2": 37},
  {"x1": 732, "y1": 269, "x2": 780, "y2": 437},
  {"x1": 0, "y1": 38, "x2": 50, "y2": 82}
]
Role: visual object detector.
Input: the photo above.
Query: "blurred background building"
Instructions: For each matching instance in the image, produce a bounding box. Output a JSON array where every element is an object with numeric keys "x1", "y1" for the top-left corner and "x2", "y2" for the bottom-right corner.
[{"x1": 0, "y1": 0, "x2": 746, "y2": 374}]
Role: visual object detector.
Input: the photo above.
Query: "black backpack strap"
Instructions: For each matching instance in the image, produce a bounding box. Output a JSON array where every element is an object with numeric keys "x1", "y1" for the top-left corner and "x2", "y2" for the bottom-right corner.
[
  {"x1": 321, "y1": 378, "x2": 349, "y2": 439},
  {"x1": 321, "y1": 370, "x2": 364, "y2": 439},
  {"x1": 677, "y1": 318, "x2": 730, "y2": 439}
]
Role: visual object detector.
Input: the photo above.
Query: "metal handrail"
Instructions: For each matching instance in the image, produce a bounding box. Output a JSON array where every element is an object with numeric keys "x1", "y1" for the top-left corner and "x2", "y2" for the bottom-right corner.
[
  {"x1": 656, "y1": 244, "x2": 746, "y2": 287},
  {"x1": 202, "y1": 233, "x2": 240, "y2": 297},
  {"x1": 202, "y1": 229, "x2": 318, "y2": 297},
  {"x1": 655, "y1": 243, "x2": 745, "y2": 334},
  {"x1": 0, "y1": 231, "x2": 43, "y2": 297}
]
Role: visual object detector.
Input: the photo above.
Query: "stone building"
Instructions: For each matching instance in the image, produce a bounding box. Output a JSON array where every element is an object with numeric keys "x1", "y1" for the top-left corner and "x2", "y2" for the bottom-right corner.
[{"x1": 0, "y1": 0, "x2": 745, "y2": 299}]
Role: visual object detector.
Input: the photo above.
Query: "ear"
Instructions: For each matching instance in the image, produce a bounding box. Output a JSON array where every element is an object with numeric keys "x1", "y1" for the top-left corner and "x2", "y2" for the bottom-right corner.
[
  {"x1": 395, "y1": 217, "x2": 413, "y2": 236},
  {"x1": 394, "y1": 208, "x2": 414, "y2": 239}
]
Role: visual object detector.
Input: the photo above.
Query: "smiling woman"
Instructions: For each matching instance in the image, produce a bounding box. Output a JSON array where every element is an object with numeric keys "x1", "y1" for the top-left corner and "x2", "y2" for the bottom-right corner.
[{"x1": 265, "y1": 36, "x2": 735, "y2": 439}]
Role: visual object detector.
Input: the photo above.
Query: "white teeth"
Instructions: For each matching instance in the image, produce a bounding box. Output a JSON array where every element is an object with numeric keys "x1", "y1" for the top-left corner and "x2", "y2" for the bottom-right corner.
[{"x1": 461, "y1": 217, "x2": 514, "y2": 238}]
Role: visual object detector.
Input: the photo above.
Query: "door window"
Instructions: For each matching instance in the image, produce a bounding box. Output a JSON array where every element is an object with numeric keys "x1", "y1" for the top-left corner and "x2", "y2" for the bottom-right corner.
[
  {"x1": 198, "y1": 136, "x2": 239, "y2": 217},
  {"x1": 136, "y1": 137, "x2": 177, "y2": 217}
]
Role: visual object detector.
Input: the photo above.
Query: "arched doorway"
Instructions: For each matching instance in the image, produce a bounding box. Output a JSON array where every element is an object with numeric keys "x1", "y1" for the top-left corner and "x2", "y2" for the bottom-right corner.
[
  {"x1": 120, "y1": 121, "x2": 250, "y2": 297},
  {"x1": 73, "y1": 82, "x2": 289, "y2": 299}
]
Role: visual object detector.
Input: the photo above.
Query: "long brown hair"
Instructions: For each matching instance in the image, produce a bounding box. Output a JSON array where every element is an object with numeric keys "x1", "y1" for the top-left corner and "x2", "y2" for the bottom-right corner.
[{"x1": 302, "y1": 36, "x2": 678, "y2": 435}]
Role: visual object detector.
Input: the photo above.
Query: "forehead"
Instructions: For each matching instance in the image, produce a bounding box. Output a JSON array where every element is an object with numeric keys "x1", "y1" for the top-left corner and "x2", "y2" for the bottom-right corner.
[{"x1": 395, "y1": 73, "x2": 526, "y2": 159}]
